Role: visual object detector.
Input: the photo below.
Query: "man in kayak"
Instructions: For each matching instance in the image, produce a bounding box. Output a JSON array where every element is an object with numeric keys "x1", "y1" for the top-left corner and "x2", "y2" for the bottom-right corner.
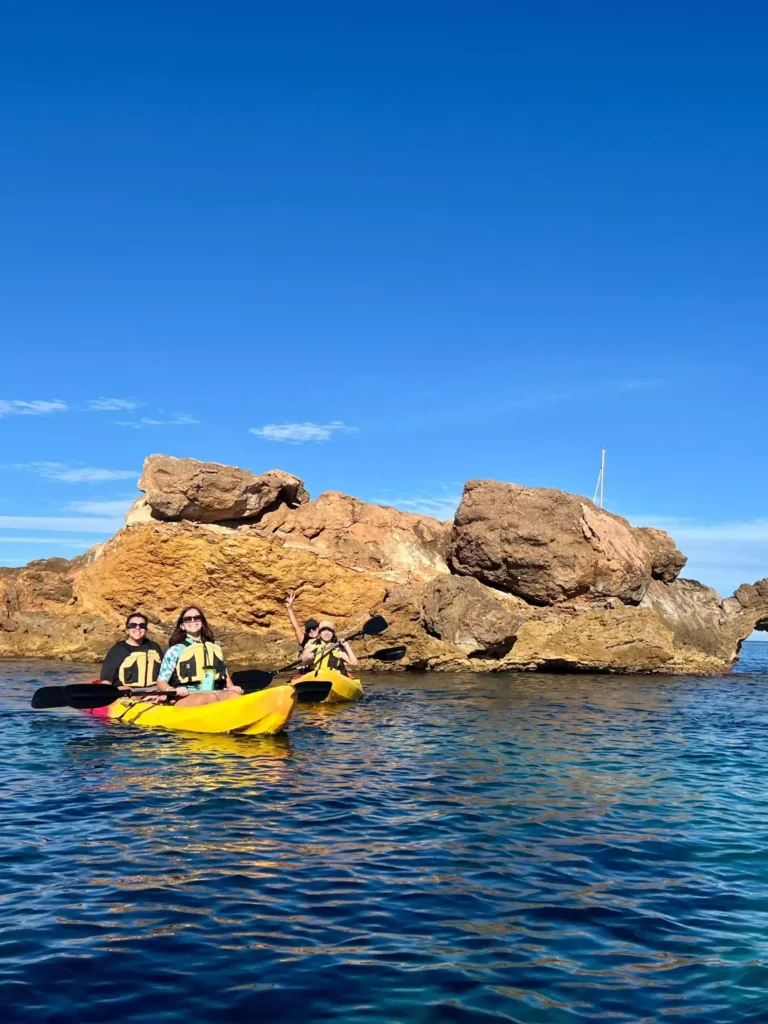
[
  {"x1": 100, "y1": 612, "x2": 164, "y2": 690},
  {"x1": 156, "y1": 606, "x2": 243, "y2": 707},
  {"x1": 299, "y1": 620, "x2": 358, "y2": 677}
]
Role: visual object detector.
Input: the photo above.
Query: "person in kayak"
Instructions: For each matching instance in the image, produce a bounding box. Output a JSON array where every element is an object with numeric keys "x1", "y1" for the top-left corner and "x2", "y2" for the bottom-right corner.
[
  {"x1": 284, "y1": 591, "x2": 320, "y2": 657},
  {"x1": 100, "y1": 612, "x2": 164, "y2": 690},
  {"x1": 299, "y1": 620, "x2": 358, "y2": 677},
  {"x1": 156, "y1": 606, "x2": 243, "y2": 707}
]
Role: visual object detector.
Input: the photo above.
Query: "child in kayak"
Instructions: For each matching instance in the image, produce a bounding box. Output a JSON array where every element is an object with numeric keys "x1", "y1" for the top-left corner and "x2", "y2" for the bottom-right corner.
[
  {"x1": 285, "y1": 591, "x2": 320, "y2": 657},
  {"x1": 299, "y1": 620, "x2": 358, "y2": 677},
  {"x1": 156, "y1": 606, "x2": 243, "y2": 707}
]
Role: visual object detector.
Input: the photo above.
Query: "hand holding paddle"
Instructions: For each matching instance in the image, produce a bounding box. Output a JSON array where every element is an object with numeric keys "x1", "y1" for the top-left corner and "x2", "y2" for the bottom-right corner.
[{"x1": 231, "y1": 614, "x2": 391, "y2": 689}]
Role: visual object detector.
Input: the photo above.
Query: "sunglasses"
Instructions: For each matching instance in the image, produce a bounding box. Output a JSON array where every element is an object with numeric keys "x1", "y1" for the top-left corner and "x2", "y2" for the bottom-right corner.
[
  {"x1": 182, "y1": 615, "x2": 202, "y2": 623},
  {"x1": 127, "y1": 622, "x2": 147, "y2": 630}
]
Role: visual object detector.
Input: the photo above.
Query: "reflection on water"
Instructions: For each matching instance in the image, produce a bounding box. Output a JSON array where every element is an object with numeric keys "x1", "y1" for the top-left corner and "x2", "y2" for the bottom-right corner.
[{"x1": 3, "y1": 651, "x2": 768, "y2": 1022}]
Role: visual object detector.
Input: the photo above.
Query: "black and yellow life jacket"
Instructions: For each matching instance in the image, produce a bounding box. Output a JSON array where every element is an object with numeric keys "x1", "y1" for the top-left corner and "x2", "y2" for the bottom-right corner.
[
  {"x1": 172, "y1": 639, "x2": 227, "y2": 687},
  {"x1": 308, "y1": 642, "x2": 349, "y2": 677},
  {"x1": 118, "y1": 648, "x2": 162, "y2": 687}
]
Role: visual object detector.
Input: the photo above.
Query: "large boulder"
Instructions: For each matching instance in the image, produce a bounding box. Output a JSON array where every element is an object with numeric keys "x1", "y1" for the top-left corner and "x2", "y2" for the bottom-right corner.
[
  {"x1": 138, "y1": 455, "x2": 308, "y2": 524},
  {"x1": 448, "y1": 480, "x2": 685, "y2": 606},
  {"x1": 420, "y1": 575, "x2": 524, "y2": 657},
  {"x1": 254, "y1": 491, "x2": 451, "y2": 585}
]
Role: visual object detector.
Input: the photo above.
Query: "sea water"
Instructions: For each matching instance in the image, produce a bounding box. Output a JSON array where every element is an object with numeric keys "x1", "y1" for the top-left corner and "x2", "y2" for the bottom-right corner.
[{"x1": 2, "y1": 644, "x2": 768, "y2": 1022}]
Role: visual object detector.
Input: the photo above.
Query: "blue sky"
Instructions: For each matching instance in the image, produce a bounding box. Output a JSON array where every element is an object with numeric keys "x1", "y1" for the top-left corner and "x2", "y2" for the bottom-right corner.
[{"x1": 2, "y1": 2, "x2": 767, "y2": 611}]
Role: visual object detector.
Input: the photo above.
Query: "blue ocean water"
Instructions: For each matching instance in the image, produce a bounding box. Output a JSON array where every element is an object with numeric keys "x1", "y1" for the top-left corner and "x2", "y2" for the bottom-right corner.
[{"x1": 3, "y1": 645, "x2": 768, "y2": 1023}]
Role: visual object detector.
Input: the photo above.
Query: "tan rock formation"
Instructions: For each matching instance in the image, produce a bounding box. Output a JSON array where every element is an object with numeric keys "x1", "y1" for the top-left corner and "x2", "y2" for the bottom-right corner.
[
  {"x1": 139, "y1": 454, "x2": 308, "y2": 523},
  {"x1": 420, "y1": 576, "x2": 524, "y2": 658},
  {"x1": 635, "y1": 527, "x2": 688, "y2": 584},
  {"x1": 1, "y1": 454, "x2": 766, "y2": 675},
  {"x1": 448, "y1": 479, "x2": 685, "y2": 605},
  {"x1": 254, "y1": 491, "x2": 451, "y2": 585},
  {"x1": 500, "y1": 601, "x2": 726, "y2": 674}
]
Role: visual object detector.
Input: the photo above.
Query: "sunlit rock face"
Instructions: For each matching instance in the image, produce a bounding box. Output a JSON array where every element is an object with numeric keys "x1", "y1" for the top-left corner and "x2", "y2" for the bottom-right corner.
[{"x1": 0, "y1": 456, "x2": 765, "y2": 675}]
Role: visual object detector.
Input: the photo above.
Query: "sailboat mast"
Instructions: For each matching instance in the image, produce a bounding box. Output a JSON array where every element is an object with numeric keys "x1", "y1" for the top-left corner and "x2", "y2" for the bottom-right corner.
[{"x1": 593, "y1": 447, "x2": 606, "y2": 508}]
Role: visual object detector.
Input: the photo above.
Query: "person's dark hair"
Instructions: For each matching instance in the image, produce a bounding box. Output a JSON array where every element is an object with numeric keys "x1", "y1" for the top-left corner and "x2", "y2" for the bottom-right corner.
[
  {"x1": 300, "y1": 618, "x2": 320, "y2": 647},
  {"x1": 168, "y1": 606, "x2": 215, "y2": 647},
  {"x1": 125, "y1": 611, "x2": 148, "y2": 628}
]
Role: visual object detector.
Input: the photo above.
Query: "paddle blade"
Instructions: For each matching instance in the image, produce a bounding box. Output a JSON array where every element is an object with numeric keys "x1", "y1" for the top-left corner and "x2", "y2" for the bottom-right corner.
[
  {"x1": 362, "y1": 615, "x2": 388, "y2": 637},
  {"x1": 231, "y1": 668, "x2": 274, "y2": 691},
  {"x1": 31, "y1": 686, "x2": 72, "y2": 710},
  {"x1": 66, "y1": 685, "x2": 123, "y2": 709},
  {"x1": 292, "y1": 680, "x2": 334, "y2": 703},
  {"x1": 369, "y1": 645, "x2": 406, "y2": 662},
  {"x1": 31, "y1": 683, "x2": 122, "y2": 710}
]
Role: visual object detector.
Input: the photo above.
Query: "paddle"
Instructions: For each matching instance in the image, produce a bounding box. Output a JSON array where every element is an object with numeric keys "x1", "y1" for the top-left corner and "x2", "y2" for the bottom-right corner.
[
  {"x1": 32, "y1": 683, "x2": 140, "y2": 710},
  {"x1": 31, "y1": 675, "x2": 276, "y2": 712},
  {"x1": 292, "y1": 680, "x2": 334, "y2": 703},
  {"x1": 232, "y1": 615, "x2": 391, "y2": 689},
  {"x1": 364, "y1": 645, "x2": 406, "y2": 663}
]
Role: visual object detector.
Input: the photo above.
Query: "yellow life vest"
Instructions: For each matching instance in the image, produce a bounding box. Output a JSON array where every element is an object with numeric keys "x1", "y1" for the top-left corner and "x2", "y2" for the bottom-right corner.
[
  {"x1": 174, "y1": 640, "x2": 227, "y2": 686},
  {"x1": 118, "y1": 648, "x2": 162, "y2": 687},
  {"x1": 309, "y1": 642, "x2": 349, "y2": 677}
]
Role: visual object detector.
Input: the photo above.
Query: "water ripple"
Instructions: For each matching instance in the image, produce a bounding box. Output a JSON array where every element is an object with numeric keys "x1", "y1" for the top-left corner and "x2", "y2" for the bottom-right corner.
[{"x1": 2, "y1": 647, "x2": 768, "y2": 1022}]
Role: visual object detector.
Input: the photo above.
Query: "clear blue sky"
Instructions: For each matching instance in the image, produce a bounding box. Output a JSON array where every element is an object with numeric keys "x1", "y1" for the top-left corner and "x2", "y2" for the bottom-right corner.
[{"x1": 2, "y1": 1, "x2": 767, "y2": 603}]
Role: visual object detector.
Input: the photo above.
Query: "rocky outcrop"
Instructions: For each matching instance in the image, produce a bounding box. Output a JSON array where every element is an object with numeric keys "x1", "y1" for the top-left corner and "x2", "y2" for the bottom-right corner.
[
  {"x1": 635, "y1": 527, "x2": 688, "y2": 584},
  {"x1": 449, "y1": 480, "x2": 686, "y2": 605},
  {"x1": 139, "y1": 454, "x2": 308, "y2": 523},
  {"x1": 420, "y1": 576, "x2": 524, "y2": 658},
  {"x1": 1, "y1": 454, "x2": 766, "y2": 674},
  {"x1": 253, "y1": 491, "x2": 451, "y2": 585}
]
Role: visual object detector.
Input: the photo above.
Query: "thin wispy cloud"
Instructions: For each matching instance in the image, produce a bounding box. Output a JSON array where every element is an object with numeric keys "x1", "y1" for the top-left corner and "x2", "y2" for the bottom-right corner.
[
  {"x1": 15, "y1": 462, "x2": 137, "y2": 483},
  {"x1": 65, "y1": 499, "x2": 134, "y2": 516},
  {"x1": 0, "y1": 516, "x2": 123, "y2": 532},
  {"x1": 0, "y1": 399, "x2": 68, "y2": 417},
  {"x1": 630, "y1": 515, "x2": 768, "y2": 545},
  {"x1": 117, "y1": 414, "x2": 199, "y2": 428},
  {"x1": 87, "y1": 398, "x2": 138, "y2": 412},
  {"x1": 505, "y1": 378, "x2": 665, "y2": 412},
  {"x1": 0, "y1": 536, "x2": 104, "y2": 546},
  {"x1": 250, "y1": 421, "x2": 358, "y2": 443},
  {"x1": 370, "y1": 489, "x2": 463, "y2": 521}
]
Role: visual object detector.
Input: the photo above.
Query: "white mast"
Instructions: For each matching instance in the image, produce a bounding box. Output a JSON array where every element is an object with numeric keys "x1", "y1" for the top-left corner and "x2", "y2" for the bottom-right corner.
[{"x1": 593, "y1": 447, "x2": 606, "y2": 508}]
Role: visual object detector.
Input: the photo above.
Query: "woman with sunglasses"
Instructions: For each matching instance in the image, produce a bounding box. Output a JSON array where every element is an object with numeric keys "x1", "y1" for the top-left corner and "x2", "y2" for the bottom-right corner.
[
  {"x1": 156, "y1": 606, "x2": 243, "y2": 707},
  {"x1": 300, "y1": 620, "x2": 358, "y2": 677},
  {"x1": 284, "y1": 591, "x2": 320, "y2": 657},
  {"x1": 100, "y1": 612, "x2": 164, "y2": 690}
]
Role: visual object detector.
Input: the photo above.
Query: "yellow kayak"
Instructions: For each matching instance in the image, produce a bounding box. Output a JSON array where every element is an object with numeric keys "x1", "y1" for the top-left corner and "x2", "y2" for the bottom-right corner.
[
  {"x1": 292, "y1": 667, "x2": 363, "y2": 703},
  {"x1": 103, "y1": 685, "x2": 296, "y2": 736}
]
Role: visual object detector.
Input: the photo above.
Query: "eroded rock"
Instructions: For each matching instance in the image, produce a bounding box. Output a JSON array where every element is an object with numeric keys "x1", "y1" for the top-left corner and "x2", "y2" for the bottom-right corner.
[
  {"x1": 420, "y1": 575, "x2": 524, "y2": 657},
  {"x1": 139, "y1": 454, "x2": 308, "y2": 523},
  {"x1": 448, "y1": 479, "x2": 684, "y2": 606},
  {"x1": 255, "y1": 491, "x2": 451, "y2": 585}
]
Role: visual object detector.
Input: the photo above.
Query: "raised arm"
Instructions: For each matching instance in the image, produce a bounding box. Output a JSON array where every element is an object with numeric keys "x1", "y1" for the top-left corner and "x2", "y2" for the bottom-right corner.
[{"x1": 284, "y1": 592, "x2": 304, "y2": 644}]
